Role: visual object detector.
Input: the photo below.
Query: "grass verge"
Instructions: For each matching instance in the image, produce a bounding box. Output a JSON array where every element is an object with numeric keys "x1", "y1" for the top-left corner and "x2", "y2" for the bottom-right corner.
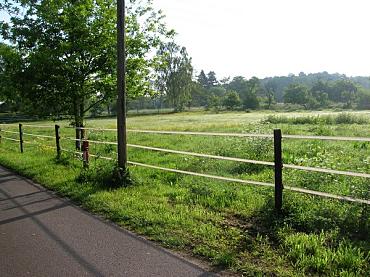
[
  {"x1": 0, "y1": 140, "x2": 368, "y2": 276},
  {"x1": 0, "y1": 111, "x2": 369, "y2": 276}
]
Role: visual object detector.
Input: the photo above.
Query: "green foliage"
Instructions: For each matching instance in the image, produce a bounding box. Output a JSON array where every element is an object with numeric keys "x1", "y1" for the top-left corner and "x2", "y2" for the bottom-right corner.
[
  {"x1": 156, "y1": 42, "x2": 193, "y2": 112},
  {"x1": 226, "y1": 76, "x2": 260, "y2": 109},
  {"x1": 284, "y1": 83, "x2": 310, "y2": 108},
  {"x1": 357, "y1": 89, "x2": 370, "y2": 110},
  {"x1": 261, "y1": 72, "x2": 368, "y2": 104},
  {"x1": 223, "y1": 91, "x2": 241, "y2": 110},
  {"x1": 1, "y1": 0, "x2": 175, "y2": 122},
  {"x1": 0, "y1": 43, "x2": 23, "y2": 111},
  {"x1": 197, "y1": 70, "x2": 208, "y2": 89},
  {"x1": 206, "y1": 71, "x2": 218, "y2": 88},
  {"x1": 206, "y1": 95, "x2": 222, "y2": 112}
]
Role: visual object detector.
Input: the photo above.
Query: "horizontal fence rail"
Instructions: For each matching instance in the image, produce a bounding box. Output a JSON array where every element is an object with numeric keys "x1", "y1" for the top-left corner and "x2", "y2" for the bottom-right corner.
[
  {"x1": 1, "y1": 130, "x2": 19, "y2": 134},
  {"x1": 0, "y1": 124, "x2": 55, "y2": 128},
  {"x1": 22, "y1": 124, "x2": 56, "y2": 129},
  {"x1": 284, "y1": 164, "x2": 370, "y2": 179},
  {"x1": 1, "y1": 136, "x2": 20, "y2": 142},
  {"x1": 285, "y1": 186, "x2": 370, "y2": 205}
]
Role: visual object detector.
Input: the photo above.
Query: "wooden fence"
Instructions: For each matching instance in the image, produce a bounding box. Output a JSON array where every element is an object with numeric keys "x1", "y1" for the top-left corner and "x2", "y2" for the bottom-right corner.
[{"x1": 0, "y1": 123, "x2": 369, "y2": 209}]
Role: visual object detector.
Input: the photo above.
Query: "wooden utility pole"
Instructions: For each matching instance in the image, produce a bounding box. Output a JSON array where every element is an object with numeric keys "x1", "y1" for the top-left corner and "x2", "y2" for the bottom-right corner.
[{"x1": 117, "y1": 0, "x2": 128, "y2": 177}]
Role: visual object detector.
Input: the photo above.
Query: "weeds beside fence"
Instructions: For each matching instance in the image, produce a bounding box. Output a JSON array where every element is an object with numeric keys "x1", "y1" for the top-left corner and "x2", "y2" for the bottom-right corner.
[{"x1": 0, "y1": 123, "x2": 369, "y2": 209}]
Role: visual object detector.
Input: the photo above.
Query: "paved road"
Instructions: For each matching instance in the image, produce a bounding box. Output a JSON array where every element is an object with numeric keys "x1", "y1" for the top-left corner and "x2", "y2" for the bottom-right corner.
[{"x1": 0, "y1": 166, "x2": 216, "y2": 277}]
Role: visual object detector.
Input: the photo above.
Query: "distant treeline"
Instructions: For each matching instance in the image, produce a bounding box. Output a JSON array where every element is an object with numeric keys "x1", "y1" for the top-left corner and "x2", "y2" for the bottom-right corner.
[
  {"x1": 121, "y1": 71, "x2": 370, "y2": 114},
  {"x1": 2, "y1": 68, "x2": 369, "y2": 117}
]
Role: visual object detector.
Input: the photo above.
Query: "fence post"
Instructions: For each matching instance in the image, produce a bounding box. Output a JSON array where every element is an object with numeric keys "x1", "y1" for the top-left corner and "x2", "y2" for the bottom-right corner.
[
  {"x1": 55, "y1": 125, "x2": 61, "y2": 158},
  {"x1": 0, "y1": 127, "x2": 2, "y2": 143},
  {"x1": 19, "y1": 124, "x2": 24, "y2": 153},
  {"x1": 274, "y1": 129, "x2": 283, "y2": 211},
  {"x1": 82, "y1": 140, "x2": 89, "y2": 168}
]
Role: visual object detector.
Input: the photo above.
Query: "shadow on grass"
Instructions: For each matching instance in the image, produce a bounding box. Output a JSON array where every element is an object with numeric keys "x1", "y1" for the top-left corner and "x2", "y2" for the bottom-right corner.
[{"x1": 245, "y1": 193, "x2": 370, "y2": 248}]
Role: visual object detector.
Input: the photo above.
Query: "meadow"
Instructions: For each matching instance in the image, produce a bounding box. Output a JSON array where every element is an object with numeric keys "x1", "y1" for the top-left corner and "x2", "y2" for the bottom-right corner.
[{"x1": 0, "y1": 110, "x2": 369, "y2": 276}]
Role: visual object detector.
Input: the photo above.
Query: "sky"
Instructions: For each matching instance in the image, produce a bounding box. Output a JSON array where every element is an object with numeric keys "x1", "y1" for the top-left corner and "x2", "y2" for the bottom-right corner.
[{"x1": 152, "y1": 0, "x2": 370, "y2": 79}]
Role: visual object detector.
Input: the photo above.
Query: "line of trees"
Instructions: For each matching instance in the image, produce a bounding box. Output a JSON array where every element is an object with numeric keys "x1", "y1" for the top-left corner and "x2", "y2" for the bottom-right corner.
[{"x1": 170, "y1": 71, "x2": 370, "y2": 112}]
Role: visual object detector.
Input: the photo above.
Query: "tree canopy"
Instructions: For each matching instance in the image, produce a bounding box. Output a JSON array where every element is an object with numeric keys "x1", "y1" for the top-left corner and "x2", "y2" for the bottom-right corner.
[{"x1": 0, "y1": 0, "x2": 175, "y2": 123}]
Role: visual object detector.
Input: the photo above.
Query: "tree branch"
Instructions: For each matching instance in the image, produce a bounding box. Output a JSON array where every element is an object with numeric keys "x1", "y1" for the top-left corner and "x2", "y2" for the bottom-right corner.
[{"x1": 83, "y1": 95, "x2": 109, "y2": 114}]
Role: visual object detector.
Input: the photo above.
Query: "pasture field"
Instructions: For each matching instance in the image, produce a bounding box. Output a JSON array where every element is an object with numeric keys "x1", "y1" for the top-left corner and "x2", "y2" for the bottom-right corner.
[{"x1": 0, "y1": 110, "x2": 369, "y2": 276}]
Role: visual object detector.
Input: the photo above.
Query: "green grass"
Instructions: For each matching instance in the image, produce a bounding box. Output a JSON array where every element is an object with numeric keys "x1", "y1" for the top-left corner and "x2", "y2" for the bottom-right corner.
[
  {"x1": 263, "y1": 113, "x2": 370, "y2": 125},
  {"x1": 0, "y1": 110, "x2": 369, "y2": 276}
]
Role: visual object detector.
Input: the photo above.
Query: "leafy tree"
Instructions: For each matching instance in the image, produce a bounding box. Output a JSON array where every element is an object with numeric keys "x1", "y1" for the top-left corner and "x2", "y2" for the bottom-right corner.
[
  {"x1": 219, "y1": 77, "x2": 230, "y2": 87},
  {"x1": 197, "y1": 70, "x2": 208, "y2": 89},
  {"x1": 190, "y1": 82, "x2": 208, "y2": 107},
  {"x1": 1, "y1": 0, "x2": 174, "y2": 132},
  {"x1": 333, "y1": 80, "x2": 358, "y2": 108},
  {"x1": 206, "y1": 71, "x2": 218, "y2": 88},
  {"x1": 226, "y1": 76, "x2": 260, "y2": 109},
  {"x1": 0, "y1": 43, "x2": 23, "y2": 111},
  {"x1": 357, "y1": 89, "x2": 370, "y2": 110},
  {"x1": 207, "y1": 95, "x2": 221, "y2": 111},
  {"x1": 223, "y1": 91, "x2": 241, "y2": 110},
  {"x1": 284, "y1": 83, "x2": 310, "y2": 108},
  {"x1": 209, "y1": 86, "x2": 226, "y2": 97},
  {"x1": 156, "y1": 42, "x2": 193, "y2": 112},
  {"x1": 227, "y1": 76, "x2": 247, "y2": 94},
  {"x1": 263, "y1": 80, "x2": 277, "y2": 109}
]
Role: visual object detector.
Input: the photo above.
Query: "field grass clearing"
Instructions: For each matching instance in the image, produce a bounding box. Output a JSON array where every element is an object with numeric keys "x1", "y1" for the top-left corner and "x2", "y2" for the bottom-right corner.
[{"x1": 0, "y1": 111, "x2": 369, "y2": 276}]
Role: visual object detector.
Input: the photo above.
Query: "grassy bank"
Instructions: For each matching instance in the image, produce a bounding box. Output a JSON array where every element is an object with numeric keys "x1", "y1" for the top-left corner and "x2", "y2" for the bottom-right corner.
[{"x1": 0, "y1": 111, "x2": 369, "y2": 276}]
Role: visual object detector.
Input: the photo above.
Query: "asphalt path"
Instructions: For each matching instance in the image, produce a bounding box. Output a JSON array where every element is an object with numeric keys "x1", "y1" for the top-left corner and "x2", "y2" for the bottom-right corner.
[{"x1": 0, "y1": 165, "x2": 217, "y2": 277}]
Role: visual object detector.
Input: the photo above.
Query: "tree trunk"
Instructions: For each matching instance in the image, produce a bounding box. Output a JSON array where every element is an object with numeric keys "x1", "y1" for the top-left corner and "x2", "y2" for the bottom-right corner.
[
  {"x1": 74, "y1": 98, "x2": 85, "y2": 150},
  {"x1": 74, "y1": 101, "x2": 81, "y2": 150},
  {"x1": 80, "y1": 102, "x2": 85, "y2": 140}
]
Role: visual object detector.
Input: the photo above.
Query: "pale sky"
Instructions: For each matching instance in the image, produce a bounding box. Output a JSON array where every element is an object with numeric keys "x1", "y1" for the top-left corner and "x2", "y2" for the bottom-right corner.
[
  {"x1": 153, "y1": 0, "x2": 370, "y2": 79},
  {"x1": 2, "y1": 1, "x2": 370, "y2": 79}
]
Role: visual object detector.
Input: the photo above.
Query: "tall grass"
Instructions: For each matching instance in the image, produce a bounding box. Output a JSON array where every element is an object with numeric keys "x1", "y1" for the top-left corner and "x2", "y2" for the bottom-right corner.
[{"x1": 263, "y1": 113, "x2": 370, "y2": 125}]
